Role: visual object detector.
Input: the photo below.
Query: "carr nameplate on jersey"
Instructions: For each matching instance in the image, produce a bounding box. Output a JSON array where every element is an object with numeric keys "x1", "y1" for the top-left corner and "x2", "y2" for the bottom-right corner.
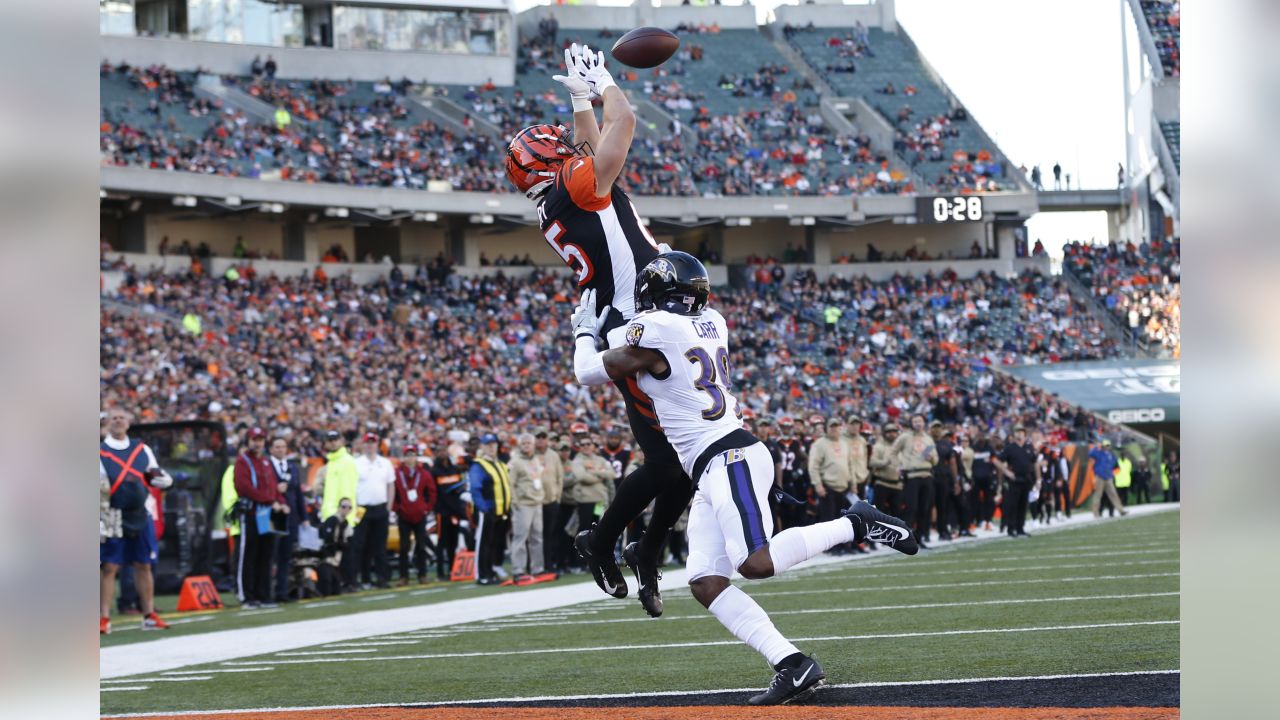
[{"x1": 625, "y1": 323, "x2": 645, "y2": 347}]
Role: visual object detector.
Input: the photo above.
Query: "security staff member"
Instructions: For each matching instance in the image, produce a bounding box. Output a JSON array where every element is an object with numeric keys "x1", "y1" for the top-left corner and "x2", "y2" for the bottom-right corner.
[
  {"x1": 930, "y1": 421, "x2": 959, "y2": 542},
  {"x1": 869, "y1": 423, "x2": 903, "y2": 517},
  {"x1": 234, "y1": 427, "x2": 287, "y2": 607},
  {"x1": 319, "y1": 430, "x2": 360, "y2": 587},
  {"x1": 393, "y1": 443, "x2": 437, "y2": 585},
  {"x1": 891, "y1": 414, "x2": 938, "y2": 548},
  {"x1": 993, "y1": 425, "x2": 1039, "y2": 537},
  {"x1": 468, "y1": 433, "x2": 511, "y2": 585},
  {"x1": 353, "y1": 433, "x2": 395, "y2": 589}
]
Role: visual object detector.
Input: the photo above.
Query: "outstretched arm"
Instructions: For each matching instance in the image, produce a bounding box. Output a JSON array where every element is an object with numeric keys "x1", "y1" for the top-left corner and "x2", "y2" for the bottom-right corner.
[
  {"x1": 572, "y1": 48, "x2": 633, "y2": 196},
  {"x1": 554, "y1": 45, "x2": 601, "y2": 154},
  {"x1": 574, "y1": 343, "x2": 666, "y2": 386}
]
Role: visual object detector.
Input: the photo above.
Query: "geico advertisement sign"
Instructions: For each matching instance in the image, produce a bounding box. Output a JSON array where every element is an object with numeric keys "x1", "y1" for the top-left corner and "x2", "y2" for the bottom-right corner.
[{"x1": 1107, "y1": 408, "x2": 1167, "y2": 423}]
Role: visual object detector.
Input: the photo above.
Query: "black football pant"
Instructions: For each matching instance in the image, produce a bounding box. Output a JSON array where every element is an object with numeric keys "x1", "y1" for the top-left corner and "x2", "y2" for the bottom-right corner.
[
  {"x1": 902, "y1": 475, "x2": 933, "y2": 540},
  {"x1": 318, "y1": 563, "x2": 343, "y2": 596},
  {"x1": 273, "y1": 529, "x2": 294, "y2": 601},
  {"x1": 397, "y1": 517, "x2": 435, "y2": 580},
  {"x1": 475, "y1": 510, "x2": 505, "y2": 582},
  {"x1": 542, "y1": 502, "x2": 561, "y2": 570},
  {"x1": 553, "y1": 502, "x2": 580, "y2": 569},
  {"x1": 818, "y1": 487, "x2": 853, "y2": 550},
  {"x1": 931, "y1": 477, "x2": 954, "y2": 537},
  {"x1": 1054, "y1": 481, "x2": 1072, "y2": 517},
  {"x1": 973, "y1": 478, "x2": 997, "y2": 525},
  {"x1": 589, "y1": 351, "x2": 694, "y2": 566},
  {"x1": 873, "y1": 482, "x2": 902, "y2": 518},
  {"x1": 435, "y1": 491, "x2": 473, "y2": 579},
  {"x1": 353, "y1": 503, "x2": 389, "y2": 586},
  {"x1": 1004, "y1": 482, "x2": 1031, "y2": 534},
  {"x1": 236, "y1": 510, "x2": 276, "y2": 604}
]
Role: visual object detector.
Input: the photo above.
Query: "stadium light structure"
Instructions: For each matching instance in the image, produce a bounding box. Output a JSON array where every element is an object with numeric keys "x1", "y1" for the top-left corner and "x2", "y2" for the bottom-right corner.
[
  {"x1": 258, "y1": 203, "x2": 285, "y2": 214},
  {"x1": 324, "y1": 207, "x2": 350, "y2": 218},
  {"x1": 467, "y1": 214, "x2": 495, "y2": 224},
  {"x1": 412, "y1": 212, "x2": 439, "y2": 222},
  {"x1": 725, "y1": 217, "x2": 753, "y2": 227},
  {"x1": 171, "y1": 195, "x2": 198, "y2": 208}
]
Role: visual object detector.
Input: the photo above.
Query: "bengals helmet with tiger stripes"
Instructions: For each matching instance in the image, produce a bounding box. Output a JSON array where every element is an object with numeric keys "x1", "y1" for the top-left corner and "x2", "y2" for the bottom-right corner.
[{"x1": 505, "y1": 124, "x2": 582, "y2": 200}]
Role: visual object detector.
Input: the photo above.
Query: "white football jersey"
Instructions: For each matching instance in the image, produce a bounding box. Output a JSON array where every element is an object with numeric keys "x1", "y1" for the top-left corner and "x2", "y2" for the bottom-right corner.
[{"x1": 625, "y1": 307, "x2": 744, "y2": 477}]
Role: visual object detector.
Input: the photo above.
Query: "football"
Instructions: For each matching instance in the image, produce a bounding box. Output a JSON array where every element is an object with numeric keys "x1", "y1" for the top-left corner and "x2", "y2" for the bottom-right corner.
[{"x1": 610, "y1": 27, "x2": 680, "y2": 69}]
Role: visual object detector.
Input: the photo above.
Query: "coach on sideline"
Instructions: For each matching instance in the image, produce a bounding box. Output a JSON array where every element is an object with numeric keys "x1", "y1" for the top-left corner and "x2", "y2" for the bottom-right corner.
[{"x1": 100, "y1": 408, "x2": 172, "y2": 634}]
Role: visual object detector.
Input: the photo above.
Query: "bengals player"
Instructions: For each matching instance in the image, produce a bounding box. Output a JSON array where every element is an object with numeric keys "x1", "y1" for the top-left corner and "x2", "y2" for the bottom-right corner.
[{"x1": 504, "y1": 43, "x2": 691, "y2": 618}]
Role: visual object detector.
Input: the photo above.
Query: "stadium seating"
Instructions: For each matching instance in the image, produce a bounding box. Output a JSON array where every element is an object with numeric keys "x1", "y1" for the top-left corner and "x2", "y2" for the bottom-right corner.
[
  {"x1": 1062, "y1": 240, "x2": 1180, "y2": 357},
  {"x1": 1139, "y1": 0, "x2": 1180, "y2": 77},
  {"x1": 100, "y1": 19, "x2": 917, "y2": 197},
  {"x1": 101, "y1": 253, "x2": 1120, "y2": 458},
  {"x1": 785, "y1": 25, "x2": 1015, "y2": 193},
  {"x1": 1160, "y1": 121, "x2": 1179, "y2": 173}
]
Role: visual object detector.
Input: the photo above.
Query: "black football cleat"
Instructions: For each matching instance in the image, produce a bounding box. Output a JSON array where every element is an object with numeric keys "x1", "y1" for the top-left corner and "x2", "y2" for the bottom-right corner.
[
  {"x1": 575, "y1": 525, "x2": 628, "y2": 599},
  {"x1": 622, "y1": 542, "x2": 663, "y2": 618},
  {"x1": 843, "y1": 500, "x2": 919, "y2": 556},
  {"x1": 748, "y1": 655, "x2": 826, "y2": 705}
]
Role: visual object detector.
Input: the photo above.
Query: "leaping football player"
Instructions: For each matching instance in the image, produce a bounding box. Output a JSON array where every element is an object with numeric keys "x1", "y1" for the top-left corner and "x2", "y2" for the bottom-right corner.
[
  {"x1": 503, "y1": 42, "x2": 691, "y2": 617},
  {"x1": 569, "y1": 252, "x2": 920, "y2": 705}
]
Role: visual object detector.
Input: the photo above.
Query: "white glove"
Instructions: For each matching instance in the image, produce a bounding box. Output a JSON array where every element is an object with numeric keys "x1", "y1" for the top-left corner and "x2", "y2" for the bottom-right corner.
[
  {"x1": 552, "y1": 47, "x2": 593, "y2": 112},
  {"x1": 148, "y1": 470, "x2": 173, "y2": 490},
  {"x1": 657, "y1": 242, "x2": 674, "y2": 254},
  {"x1": 573, "y1": 46, "x2": 617, "y2": 97},
  {"x1": 572, "y1": 288, "x2": 600, "y2": 340},
  {"x1": 460, "y1": 491, "x2": 473, "y2": 506}
]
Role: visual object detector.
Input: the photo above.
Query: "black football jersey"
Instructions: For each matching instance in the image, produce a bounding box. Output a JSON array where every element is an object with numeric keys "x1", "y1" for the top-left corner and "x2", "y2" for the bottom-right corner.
[{"x1": 537, "y1": 156, "x2": 661, "y2": 320}]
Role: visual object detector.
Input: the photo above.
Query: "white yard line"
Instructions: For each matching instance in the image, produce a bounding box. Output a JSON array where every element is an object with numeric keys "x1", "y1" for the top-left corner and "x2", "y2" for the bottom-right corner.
[
  {"x1": 223, "y1": 619, "x2": 1178, "y2": 667},
  {"x1": 111, "y1": 616, "x2": 216, "y2": 633},
  {"x1": 297, "y1": 601, "x2": 342, "y2": 609},
  {"x1": 102, "y1": 676, "x2": 213, "y2": 684},
  {"x1": 323, "y1": 641, "x2": 423, "y2": 648},
  {"x1": 273, "y1": 649, "x2": 378, "y2": 656},
  {"x1": 101, "y1": 668, "x2": 1182, "y2": 717},
  {"x1": 161, "y1": 668, "x2": 274, "y2": 675},
  {"x1": 681, "y1": 571, "x2": 1182, "y2": 601},
  {"x1": 481, "y1": 591, "x2": 1181, "y2": 628},
  {"x1": 675, "y1": 557, "x2": 1180, "y2": 589},
  {"x1": 101, "y1": 504, "x2": 1178, "y2": 679},
  {"x1": 100, "y1": 686, "x2": 149, "y2": 692}
]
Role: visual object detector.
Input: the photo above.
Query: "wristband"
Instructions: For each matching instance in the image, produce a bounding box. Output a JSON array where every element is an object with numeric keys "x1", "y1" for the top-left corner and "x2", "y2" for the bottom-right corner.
[{"x1": 572, "y1": 96, "x2": 593, "y2": 113}]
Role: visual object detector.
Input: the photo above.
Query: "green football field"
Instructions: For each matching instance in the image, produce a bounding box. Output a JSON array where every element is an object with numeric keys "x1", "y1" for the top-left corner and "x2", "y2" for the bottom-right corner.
[{"x1": 100, "y1": 508, "x2": 1179, "y2": 716}]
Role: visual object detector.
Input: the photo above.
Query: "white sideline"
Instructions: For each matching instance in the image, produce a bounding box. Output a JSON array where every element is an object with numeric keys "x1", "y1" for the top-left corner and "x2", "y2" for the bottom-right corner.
[
  {"x1": 222, "y1": 619, "x2": 1179, "y2": 666},
  {"x1": 100, "y1": 669, "x2": 1180, "y2": 716},
  {"x1": 101, "y1": 503, "x2": 1178, "y2": 679}
]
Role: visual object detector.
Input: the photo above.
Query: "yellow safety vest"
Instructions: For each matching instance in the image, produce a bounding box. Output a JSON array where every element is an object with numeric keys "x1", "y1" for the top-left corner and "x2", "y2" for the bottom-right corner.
[
  {"x1": 475, "y1": 458, "x2": 511, "y2": 517},
  {"x1": 220, "y1": 465, "x2": 239, "y2": 536},
  {"x1": 1115, "y1": 457, "x2": 1132, "y2": 489}
]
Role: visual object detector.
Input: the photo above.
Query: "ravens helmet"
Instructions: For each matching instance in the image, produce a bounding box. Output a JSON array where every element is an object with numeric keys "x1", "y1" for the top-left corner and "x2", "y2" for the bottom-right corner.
[{"x1": 634, "y1": 251, "x2": 710, "y2": 316}]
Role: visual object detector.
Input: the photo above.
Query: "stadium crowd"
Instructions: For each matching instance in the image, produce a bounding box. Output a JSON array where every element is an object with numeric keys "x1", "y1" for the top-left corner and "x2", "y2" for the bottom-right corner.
[
  {"x1": 102, "y1": 246, "x2": 1175, "y2": 618},
  {"x1": 1062, "y1": 239, "x2": 1181, "y2": 357},
  {"x1": 1139, "y1": 0, "x2": 1180, "y2": 77}
]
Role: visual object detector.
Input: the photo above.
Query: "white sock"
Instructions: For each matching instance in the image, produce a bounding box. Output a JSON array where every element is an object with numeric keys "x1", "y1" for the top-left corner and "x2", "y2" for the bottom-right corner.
[
  {"x1": 767, "y1": 519, "x2": 856, "y2": 574},
  {"x1": 707, "y1": 584, "x2": 800, "y2": 666}
]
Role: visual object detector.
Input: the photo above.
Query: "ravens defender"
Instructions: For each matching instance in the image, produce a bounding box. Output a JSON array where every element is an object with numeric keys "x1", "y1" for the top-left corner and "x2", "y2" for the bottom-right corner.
[
  {"x1": 504, "y1": 43, "x2": 691, "y2": 616},
  {"x1": 568, "y1": 252, "x2": 920, "y2": 705}
]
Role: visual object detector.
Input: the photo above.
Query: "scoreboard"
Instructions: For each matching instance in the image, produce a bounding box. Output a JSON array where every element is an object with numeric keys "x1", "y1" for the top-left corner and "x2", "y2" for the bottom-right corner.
[{"x1": 916, "y1": 196, "x2": 984, "y2": 223}]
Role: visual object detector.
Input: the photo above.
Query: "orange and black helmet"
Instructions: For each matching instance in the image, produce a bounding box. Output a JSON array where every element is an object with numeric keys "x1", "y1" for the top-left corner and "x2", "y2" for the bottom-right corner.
[{"x1": 505, "y1": 124, "x2": 580, "y2": 199}]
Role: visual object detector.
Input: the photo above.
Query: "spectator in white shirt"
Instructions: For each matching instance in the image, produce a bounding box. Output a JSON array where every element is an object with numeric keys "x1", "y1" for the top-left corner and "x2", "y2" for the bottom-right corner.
[{"x1": 351, "y1": 432, "x2": 396, "y2": 589}]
